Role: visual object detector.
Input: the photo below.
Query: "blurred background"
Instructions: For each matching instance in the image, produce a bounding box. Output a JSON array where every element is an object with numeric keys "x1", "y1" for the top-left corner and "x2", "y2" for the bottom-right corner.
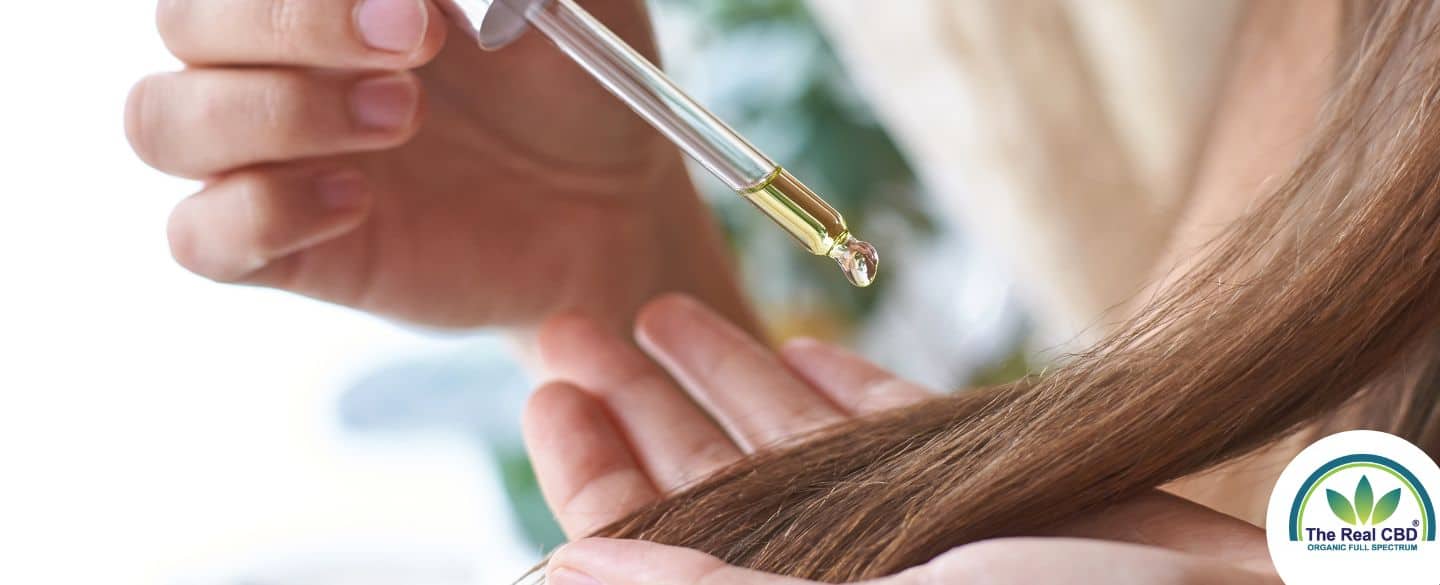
[
  {"x1": 0, "y1": 2, "x2": 1025, "y2": 583},
  {"x1": 0, "y1": 0, "x2": 1236, "y2": 583}
]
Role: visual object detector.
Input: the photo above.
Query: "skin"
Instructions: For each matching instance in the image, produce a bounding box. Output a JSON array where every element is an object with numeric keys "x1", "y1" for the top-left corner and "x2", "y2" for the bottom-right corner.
[
  {"x1": 527, "y1": 295, "x2": 1280, "y2": 584},
  {"x1": 522, "y1": 3, "x2": 1343, "y2": 580},
  {"x1": 128, "y1": 0, "x2": 1334, "y2": 580},
  {"x1": 1159, "y1": 0, "x2": 1340, "y2": 524},
  {"x1": 127, "y1": 0, "x2": 756, "y2": 337}
]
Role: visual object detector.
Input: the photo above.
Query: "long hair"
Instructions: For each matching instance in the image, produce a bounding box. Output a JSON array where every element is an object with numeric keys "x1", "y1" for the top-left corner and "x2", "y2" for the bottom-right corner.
[{"x1": 546, "y1": 1, "x2": 1440, "y2": 580}]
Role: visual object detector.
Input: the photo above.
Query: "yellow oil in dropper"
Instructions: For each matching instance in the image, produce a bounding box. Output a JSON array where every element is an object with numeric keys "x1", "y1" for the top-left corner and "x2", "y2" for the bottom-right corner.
[
  {"x1": 444, "y1": 0, "x2": 880, "y2": 287},
  {"x1": 740, "y1": 168, "x2": 880, "y2": 287}
]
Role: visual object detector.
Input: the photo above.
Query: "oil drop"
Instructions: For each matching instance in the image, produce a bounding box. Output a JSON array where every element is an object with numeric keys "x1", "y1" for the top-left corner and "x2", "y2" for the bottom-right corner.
[{"x1": 830, "y1": 236, "x2": 880, "y2": 288}]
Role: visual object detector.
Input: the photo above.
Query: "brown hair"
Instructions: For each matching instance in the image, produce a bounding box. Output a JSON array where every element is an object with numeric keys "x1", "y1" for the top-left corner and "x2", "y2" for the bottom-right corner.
[{"x1": 544, "y1": 1, "x2": 1440, "y2": 580}]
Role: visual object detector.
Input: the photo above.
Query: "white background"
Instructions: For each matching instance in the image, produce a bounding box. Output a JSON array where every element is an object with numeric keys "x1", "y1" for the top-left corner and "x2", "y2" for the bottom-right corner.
[
  {"x1": 1265, "y1": 430, "x2": 1440, "y2": 585},
  {"x1": 0, "y1": 3, "x2": 534, "y2": 583}
]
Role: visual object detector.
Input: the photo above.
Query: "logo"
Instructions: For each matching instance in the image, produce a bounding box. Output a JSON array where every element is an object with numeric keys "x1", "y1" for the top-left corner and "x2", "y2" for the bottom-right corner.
[
  {"x1": 1288, "y1": 454, "x2": 1432, "y2": 544},
  {"x1": 1267, "y1": 430, "x2": 1440, "y2": 584}
]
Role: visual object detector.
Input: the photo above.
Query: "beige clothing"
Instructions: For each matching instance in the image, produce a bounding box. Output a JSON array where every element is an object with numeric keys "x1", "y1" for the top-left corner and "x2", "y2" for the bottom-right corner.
[
  {"x1": 808, "y1": 0, "x2": 1241, "y2": 348},
  {"x1": 808, "y1": 1, "x2": 1350, "y2": 526}
]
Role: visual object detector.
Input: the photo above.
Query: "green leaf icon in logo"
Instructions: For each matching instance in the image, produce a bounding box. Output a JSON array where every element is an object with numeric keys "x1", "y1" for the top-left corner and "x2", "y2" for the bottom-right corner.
[
  {"x1": 1355, "y1": 475, "x2": 1374, "y2": 524},
  {"x1": 1328, "y1": 489, "x2": 1358, "y2": 525},
  {"x1": 1372, "y1": 488, "x2": 1402, "y2": 525}
]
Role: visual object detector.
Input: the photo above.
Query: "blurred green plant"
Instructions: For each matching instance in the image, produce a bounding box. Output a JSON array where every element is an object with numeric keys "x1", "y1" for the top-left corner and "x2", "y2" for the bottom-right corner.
[
  {"x1": 495, "y1": 445, "x2": 567, "y2": 550},
  {"x1": 660, "y1": 0, "x2": 932, "y2": 322},
  {"x1": 967, "y1": 344, "x2": 1034, "y2": 388}
]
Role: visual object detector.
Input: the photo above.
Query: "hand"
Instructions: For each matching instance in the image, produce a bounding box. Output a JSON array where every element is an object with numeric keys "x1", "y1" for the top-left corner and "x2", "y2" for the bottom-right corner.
[
  {"x1": 545, "y1": 535, "x2": 1278, "y2": 585},
  {"x1": 524, "y1": 294, "x2": 1280, "y2": 584},
  {"x1": 128, "y1": 0, "x2": 751, "y2": 331}
]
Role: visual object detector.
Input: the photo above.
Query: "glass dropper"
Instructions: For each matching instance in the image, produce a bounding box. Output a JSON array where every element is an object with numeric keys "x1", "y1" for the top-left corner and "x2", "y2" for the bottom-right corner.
[{"x1": 438, "y1": 0, "x2": 879, "y2": 287}]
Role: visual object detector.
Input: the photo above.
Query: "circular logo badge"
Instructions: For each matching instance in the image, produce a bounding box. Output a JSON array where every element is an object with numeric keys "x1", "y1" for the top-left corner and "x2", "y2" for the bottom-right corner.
[{"x1": 1266, "y1": 430, "x2": 1440, "y2": 584}]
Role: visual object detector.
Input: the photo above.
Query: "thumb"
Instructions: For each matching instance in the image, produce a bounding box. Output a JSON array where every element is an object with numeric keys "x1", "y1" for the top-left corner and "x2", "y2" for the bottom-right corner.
[{"x1": 547, "y1": 539, "x2": 819, "y2": 585}]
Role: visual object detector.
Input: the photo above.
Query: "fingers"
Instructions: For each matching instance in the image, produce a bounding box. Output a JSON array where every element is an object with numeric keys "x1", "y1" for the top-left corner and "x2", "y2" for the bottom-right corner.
[
  {"x1": 157, "y1": 0, "x2": 447, "y2": 68},
  {"x1": 524, "y1": 382, "x2": 660, "y2": 539},
  {"x1": 635, "y1": 295, "x2": 847, "y2": 452},
  {"x1": 548, "y1": 538, "x2": 1279, "y2": 585},
  {"x1": 537, "y1": 315, "x2": 742, "y2": 491},
  {"x1": 1047, "y1": 491, "x2": 1273, "y2": 571},
  {"x1": 549, "y1": 538, "x2": 816, "y2": 585},
  {"x1": 128, "y1": 69, "x2": 423, "y2": 178},
  {"x1": 167, "y1": 163, "x2": 371, "y2": 283},
  {"x1": 779, "y1": 338, "x2": 933, "y2": 415},
  {"x1": 923, "y1": 538, "x2": 1279, "y2": 585}
]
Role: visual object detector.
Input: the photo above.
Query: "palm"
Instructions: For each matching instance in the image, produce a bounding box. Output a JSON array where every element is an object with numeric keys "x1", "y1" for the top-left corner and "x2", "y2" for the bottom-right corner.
[
  {"x1": 285, "y1": 12, "x2": 700, "y2": 327},
  {"x1": 526, "y1": 300, "x2": 1278, "y2": 585}
]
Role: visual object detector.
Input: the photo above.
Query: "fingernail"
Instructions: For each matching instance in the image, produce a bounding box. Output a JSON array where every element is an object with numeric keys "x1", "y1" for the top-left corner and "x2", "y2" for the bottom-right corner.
[
  {"x1": 350, "y1": 74, "x2": 418, "y2": 131},
  {"x1": 316, "y1": 171, "x2": 369, "y2": 210},
  {"x1": 549, "y1": 567, "x2": 602, "y2": 585},
  {"x1": 355, "y1": 0, "x2": 428, "y2": 53}
]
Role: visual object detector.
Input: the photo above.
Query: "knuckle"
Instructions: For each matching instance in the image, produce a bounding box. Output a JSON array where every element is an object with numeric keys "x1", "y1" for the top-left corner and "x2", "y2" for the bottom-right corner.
[
  {"x1": 266, "y1": 0, "x2": 308, "y2": 55},
  {"x1": 190, "y1": 73, "x2": 317, "y2": 151},
  {"x1": 154, "y1": 0, "x2": 191, "y2": 55},
  {"x1": 166, "y1": 198, "x2": 210, "y2": 279},
  {"x1": 675, "y1": 440, "x2": 737, "y2": 484},
  {"x1": 167, "y1": 172, "x2": 279, "y2": 282},
  {"x1": 229, "y1": 169, "x2": 281, "y2": 204},
  {"x1": 190, "y1": 88, "x2": 230, "y2": 133},
  {"x1": 554, "y1": 467, "x2": 648, "y2": 534},
  {"x1": 124, "y1": 76, "x2": 160, "y2": 168},
  {"x1": 254, "y1": 74, "x2": 314, "y2": 138},
  {"x1": 229, "y1": 172, "x2": 288, "y2": 253}
]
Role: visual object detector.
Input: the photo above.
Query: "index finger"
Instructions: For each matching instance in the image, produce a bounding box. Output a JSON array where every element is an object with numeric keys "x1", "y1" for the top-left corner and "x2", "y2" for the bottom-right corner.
[
  {"x1": 523, "y1": 382, "x2": 660, "y2": 538},
  {"x1": 157, "y1": 0, "x2": 448, "y2": 68},
  {"x1": 550, "y1": 539, "x2": 821, "y2": 585},
  {"x1": 634, "y1": 295, "x2": 848, "y2": 452},
  {"x1": 779, "y1": 338, "x2": 933, "y2": 415},
  {"x1": 1048, "y1": 491, "x2": 1274, "y2": 571}
]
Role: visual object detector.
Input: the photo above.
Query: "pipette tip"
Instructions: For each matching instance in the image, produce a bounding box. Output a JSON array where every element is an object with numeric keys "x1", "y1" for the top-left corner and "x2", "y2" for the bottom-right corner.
[{"x1": 830, "y1": 236, "x2": 880, "y2": 288}]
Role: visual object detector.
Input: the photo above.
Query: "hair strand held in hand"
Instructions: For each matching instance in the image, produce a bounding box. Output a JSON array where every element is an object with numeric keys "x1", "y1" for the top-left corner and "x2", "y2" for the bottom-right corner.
[{"x1": 537, "y1": 1, "x2": 1440, "y2": 581}]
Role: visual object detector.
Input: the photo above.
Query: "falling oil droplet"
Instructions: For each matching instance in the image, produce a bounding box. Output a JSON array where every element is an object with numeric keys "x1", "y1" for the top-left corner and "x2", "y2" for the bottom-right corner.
[{"x1": 830, "y1": 236, "x2": 880, "y2": 288}]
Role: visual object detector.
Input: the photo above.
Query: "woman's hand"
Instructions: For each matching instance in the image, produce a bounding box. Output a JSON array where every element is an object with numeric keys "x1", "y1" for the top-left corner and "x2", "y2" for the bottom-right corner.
[
  {"x1": 545, "y1": 536, "x2": 1278, "y2": 585},
  {"x1": 526, "y1": 294, "x2": 1280, "y2": 584},
  {"x1": 127, "y1": 0, "x2": 751, "y2": 332},
  {"x1": 527, "y1": 294, "x2": 932, "y2": 537}
]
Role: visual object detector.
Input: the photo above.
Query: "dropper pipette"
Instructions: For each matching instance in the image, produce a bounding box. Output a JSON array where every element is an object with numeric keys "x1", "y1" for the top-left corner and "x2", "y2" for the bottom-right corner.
[{"x1": 438, "y1": 0, "x2": 880, "y2": 287}]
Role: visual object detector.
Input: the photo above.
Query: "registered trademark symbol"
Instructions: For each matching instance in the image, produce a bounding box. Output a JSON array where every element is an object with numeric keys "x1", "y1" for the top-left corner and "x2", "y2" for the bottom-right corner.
[{"x1": 1414, "y1": 519, "x2": 1421, "y2": 527}]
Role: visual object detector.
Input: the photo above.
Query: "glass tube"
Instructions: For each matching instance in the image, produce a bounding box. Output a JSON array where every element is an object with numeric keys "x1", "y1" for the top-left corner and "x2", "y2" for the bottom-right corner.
[
  {"x1": 522, "y1": 0, "x2": 778, "y2": 190},
  {"x1": 509, "y1": 0, "x2": 879, "y2": 286}
]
